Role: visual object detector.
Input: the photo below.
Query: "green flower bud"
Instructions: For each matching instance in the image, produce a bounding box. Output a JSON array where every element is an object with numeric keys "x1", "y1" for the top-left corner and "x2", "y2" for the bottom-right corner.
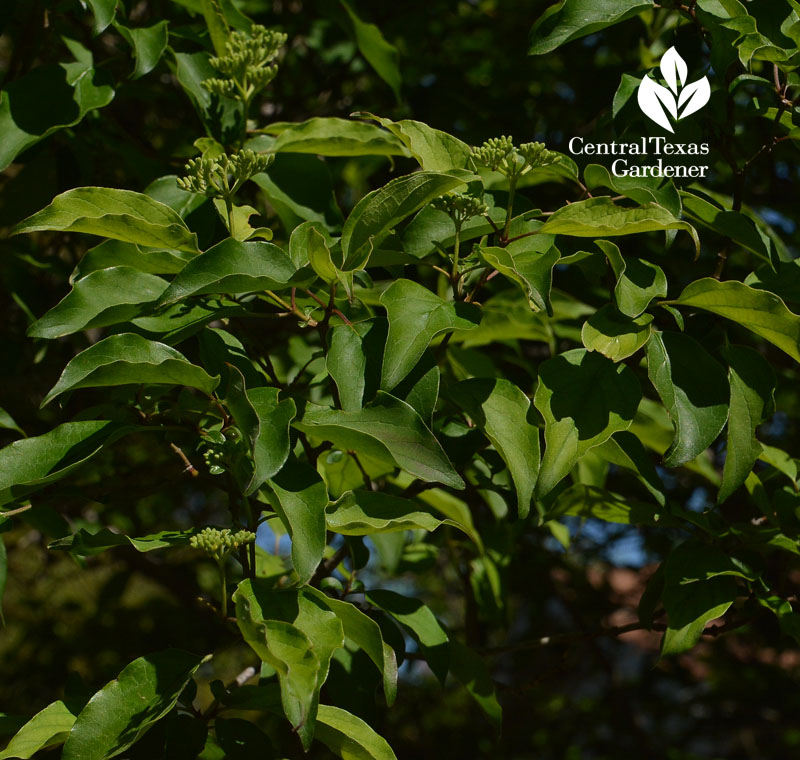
[
  {"x1": 431, "y1": 191, "x2": 489, "y2": 225},
  {"x1": 177, "y1": 150, "x2": 274, "y2": 198},
  {"x1": 190, "y1": 526, "x2": 256, "y2": 563}
]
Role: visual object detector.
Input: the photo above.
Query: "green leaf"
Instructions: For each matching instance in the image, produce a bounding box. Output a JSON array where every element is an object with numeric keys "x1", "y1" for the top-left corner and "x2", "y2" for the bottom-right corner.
[
  {"x1": 341, "y1": 173, "x2": 467, "y2": 270},
  {"x1": 252, "y1": 154, "x2": 343, "y2": 234},
  {"x1": 263, "y1": 117, "x2": 409, "y2": 157},
  {"x1": 479, "y1": 237, "x2": 560, "y2": 315},
  {"x1": 0, "y1": 534, "x2": 5, "y2": 625},
  {"x1": 339, "y1": 0, "x2": 402, "y2": 101},
  {"x1": 681, "y1": 191, "x2": 778, "y2": 266},
  {"x1": 581, "y1": 305, "x2": 653, "y2": 362},
  {"x1": 296, "y1": 393, "x2": 463, "y2": 489},
  {"x1": 592, "y1": 431, "x2": 666, "y2": 506},
  {"x1": 584, "y1": 164, "x2": 681, "y2": 216},
  {"x1": 156, "y1": 240, "x2": 302, "y2": 308},
  {"x1": 0, "y1": 421, "x2": 137, "y2": 507},
  {"x1": 529, "y1": 0, "x2": 653, "y2": 55},
  {"x1": 534, "y1": 348, "x2": 641, "y2": 496},
  {"x1": 62, "y1": 650, "x2": 208, "y2": 760},
  {"x1": 42, "y1": 333, "x2": 219, "y2": 406},
  {"x1": 672, "y1": 278, "x2": 800, "y2": 364},
  {"x1": 646, "y1": 331, "x2": 729, "y2": 467},
  {"x1": 27, "y1": 268, "x2": 167, "y2": 340},
  {"x1": 550, "y1": 484, "x2": 658, "y2": 524},
  {"x1": 596, "y1": 239, "x2": 668, "y2": 318},
  {"x1": 13, "y1": 188, "x2": 199, "y2": 252},
  {"x1": 450, "y1": 378, "x2": 540, "y2": 518},
  {"x1": 289, "y1": 222, "x2": 341, "y2": 283},
  {"x1": 305, "y1": 588, "x2": 397, "y2": 706},
  {"x1": 661, "y1": 577, "x2": 737, "y2": 656},
  {"x1": 0, "y1": 701, "x2": 79, "y2": 760},
  {"x1": 326, "y1": 490, "x2": 446, "y2": 535},
  {"x1": 234, "y1": 581, "x2": 344, "y2": 750},
  {"x1": 719, "y1": 346, "x2": 776, "y2": 503},
  {"x1": 115, "y1": 21, "x2": 169, "y2": 79},
  {"x1": 0, "y1": 408, "x2": 24, "y2": 437},
  {"x1": 366, "y1": 589, "x2": 449, "y2": 684},
  {"x1": 225, "y1": 367, "x2": 296, "y2": 495},
  {"x1": 202, "y1": 0, "x2": 230, "y2": 56},
  {"x1": 314, "y1": 705, "x2": 397, "y2": 760},
  {"x1": 327, "y1": 321, "x2": 381, "y2": 411},
  {"x1": 538, "y1": 197, "x2": 699, "y2": 254},
  {"x1": 0, "y1": 63, "x2": 114, "y2": 171},
  {"x1": 71, "y1": 240, "x2": 194, "y2": 281},
  {"x1": 48, "y1": 528, "x2": 195, "y2": 556},
  {"x1": 269, "y1": 463, "x2": 327, "y2": 585},
  {"x1": 354, "y1": 113, "x2": 472, "y2": 171},
  {"x1": 380, "y1": 279, "x2": 480, "y2": 390},
  {"x1": 448, "y1": 640, "x2": 502, "y2": 729},
  {"x1": 86, "y1": 0, "x2": 118, "y2": 32}
]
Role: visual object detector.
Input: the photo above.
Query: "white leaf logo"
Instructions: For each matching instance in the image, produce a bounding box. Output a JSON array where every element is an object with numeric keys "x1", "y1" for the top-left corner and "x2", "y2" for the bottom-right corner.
[{"x1": 636, "y1": 47, "x2": 710, "y2": 132}]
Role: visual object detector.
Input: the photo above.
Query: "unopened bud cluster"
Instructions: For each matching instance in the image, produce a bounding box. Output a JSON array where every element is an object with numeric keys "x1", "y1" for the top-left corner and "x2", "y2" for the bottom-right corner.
[
  {"x1": 202, "y1": 25, "x2": 287, "y2": 100},
  {"x1": 190, "y1": 527, "x2": 255, "y2": 562},
  {"x1": 431, "y1": 192, "x2": 488, "y2": 226},
  {"x1": 472, "y1": 136, "x2": 561, "y2": 178},
  {"x1": 177, "y1": 149, "x2": 273, "y2": 198}
]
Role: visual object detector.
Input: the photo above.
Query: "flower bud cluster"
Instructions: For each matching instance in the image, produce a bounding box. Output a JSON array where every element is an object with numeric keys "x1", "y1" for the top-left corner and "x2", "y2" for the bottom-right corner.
[
  {"x1": 190, "y1": 527, "x2": 255, "y2": 562},
  {"x1": 431, "y1": 192, "x2": 489, "y2": 226},
  {"x1": 472, "y1": 136, "x2": 561, "y2": 178},
  {"x1": 202, "y1": 25, "x2": 287, "y2": 101},
  {"x1": 177, "y1": 149, "x2": 273, "y2": 198}
]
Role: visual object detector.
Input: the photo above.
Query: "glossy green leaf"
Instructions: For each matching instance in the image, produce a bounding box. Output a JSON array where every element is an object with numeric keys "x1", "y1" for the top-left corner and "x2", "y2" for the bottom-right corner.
[
  {"x1": 315, "y1": 705, "x2": 397, "y2": 760},
  {"x1": 13, "y1": 188, "x2": 199, "y2": 252},
  {"x1": 264, "y1": 117, "x2": 409, "y2": 156},
  {"x1": 681, "y1": 191, "x2": 778, "y2": 265},
  {"x1": 581, "y1": 305, "x2": 653, "y2": 361},
  {"x1": 326, "y1": 490, "x2": 445, "y2": 534},
  {"x1": 596, "y1": 239, "x2": 667, "y2": 318},
  {"x1": 295, "y1": 393, "x2": 463, "y2": 489},
  {"x1": 327, "y1": 320, "x2": 382, "y2": 411},
  {"x1": 534, "y1": 348, "x2": 641, "y2": 496},
  {"x1": 156, "y1": 239, "x2": 302, "y2": 308},
  {"x1": 380, "y1": 279, "x2": 480, "y2": 390},
  {"x1": 661, "y1": 577, "x2": 737, "y2": 656},
  {"x1": 366, "y1": 589, "x2": 449, "y2": 684},
  {"x1": 339, "y1": 0, "x2": 402, "y2": 100},
  {"x1": 672, "y1": 278, "x2": 800, "y2": 364},
  {"x1": 538, "y1": 197, "x2": 698, "y2": 254},
  {"x1": 234, "y1": 581, "x2": 344, "y2": 750},
  {"x1": 48, "y1": 528, "x2": 194, "y2": 556},
  {"x1": 62, "y1": 650, "x2": 208, "y2": 760},
  {"x1": 479, "y1": 237, "x2": 560, "y2": 314},
  {"x1": 0, "y1": 421, "x2": 137, "y2": 507},
  {"x1": 355, "y1": 113, "x2": 472, "y2": 171},
  {"x1": 269, "y1": 463, "x2": 327, "y2": 585},
  {"x1": 646, "y1": 331, "x2": 729, "y2": 467},
  {"x1": 202, "y1": 0, "x2": 230, "y2": 56},
  {"x1": 27, "y1": 268, "x2": 167, "y2": 340},
  {"x1": 593, "y1": 431, "x2": 666, "y2": 506},
  {"x1": 450, "y1": 378, "x2": 540, "y2": 518},
  {"x1": 42, "y1": 333, "x2": 219, "y2": 406},
  {"x1": 584, "y1": 164, "x2": 681, "y2": 216},
  {"x1": 289, "y1": 222, "x2": 341, "y2": 283},
  {"x1": 719, "y1": 346, "x2": 776, "y2": 503},
  {"x1": 225, "y1": 367, "x2": 296, "y2": 495},
  {"x1": 0, "y1": 701, "x2": 79, "y2": 760},
  {"x1": 86, "y1": 0, "x2": 117, "y2": 32},
  {"x1": 341, "y1": 173, "x2": 467, "y2": 270},
  {"x1": 71, "y1": 240, "x2": 194, "y2": 281},
  {"x1": 529, "y1": 0, "x2": 653, "y2": 55},
  {"x1": 0, "y1": 63, "x2": 114, "y2": 171},
  {"x1": 305, "y1": 588, "x2": 397, "y2": 706},
  {"x1": 115, "y1": 21, "x2": 169, "y2": 79}
]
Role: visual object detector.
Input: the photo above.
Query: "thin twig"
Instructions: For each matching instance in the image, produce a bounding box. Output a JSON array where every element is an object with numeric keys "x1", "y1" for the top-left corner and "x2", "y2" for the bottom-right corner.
[{"x1": 169, "y1": 443, "x2": 199, "y2": 477}]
